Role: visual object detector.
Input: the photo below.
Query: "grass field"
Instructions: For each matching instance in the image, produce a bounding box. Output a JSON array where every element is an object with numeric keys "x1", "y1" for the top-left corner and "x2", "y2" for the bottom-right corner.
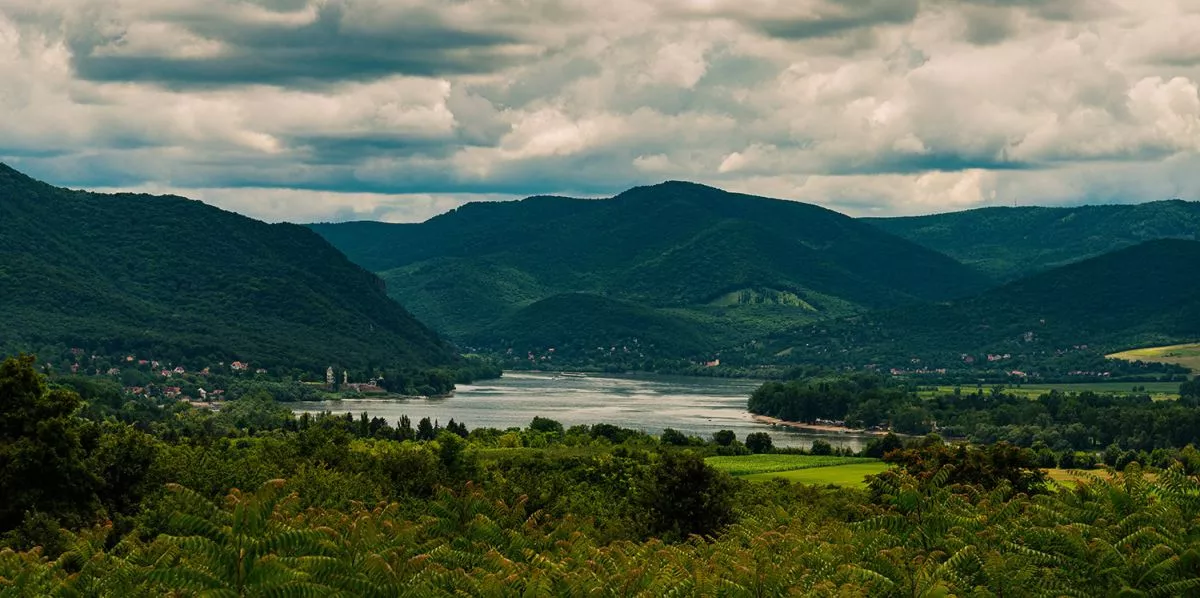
[
  {"x1": 704, "y1": 454, "x2": 874, "y2": 476},
  {"x1": 740, "y1": 462, "x2": 890, "y2": 486},
  {"x1": 705, "y1": 454, "x2": 885, "y2": 487},
  {"x1": 919, "y1": 381, "x2": 1182, "y2": 401},
  {"x1": 1109, "y1": 343, "x2": 1200, "y2": 375}
]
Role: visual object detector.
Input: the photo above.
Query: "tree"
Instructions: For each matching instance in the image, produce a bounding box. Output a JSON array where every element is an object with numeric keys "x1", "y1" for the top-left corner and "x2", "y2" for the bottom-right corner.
[
  {"x1": 745, "y1": 432, "x2": 773, "y2": 454},
  {"x1": 638, "y1": 451, "x2": 735, "y2": 541},
  {"x1": 659, "y1": 428, "x2": 689, "y2": 446},
  {"x1": 416, "y1": 417, "x2": 436, "y2": 441},
  {"x1": 0, "y1": 355, "x2": 100, "y2": 530},
  {"x1": 529, "y1": 417, "x2": 564, "y2": 435},
  {"x1": 810, "y1": 439, "x2": 833, "y2": 455},
  {"x1": 863, "y1": 433, "x2": 904, "y2": 458},
  {"x1": 712, "y1": 430, "x2": 736, "y2": 447}
]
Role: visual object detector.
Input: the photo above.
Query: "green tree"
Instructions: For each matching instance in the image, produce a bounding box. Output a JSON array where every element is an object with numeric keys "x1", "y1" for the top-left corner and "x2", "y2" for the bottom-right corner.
[
  {"x1": 659, "y1": 428, "x2": 689, "y2": 446},
  {"x1": 638, "y1": 451, "x2": 735, "y2": 541},
  {"x1": 744, "y1": 432, "x2": 773, "y2": 454},
  {"x1": 529, "y1": 417, "x2": 564, "y2": 435},
  {"x1": 712, "y1": 430, "x2": 736, "y2": 447},
  {"x1": 0, "y1": 355, "x2": 100, "y2": 530}
]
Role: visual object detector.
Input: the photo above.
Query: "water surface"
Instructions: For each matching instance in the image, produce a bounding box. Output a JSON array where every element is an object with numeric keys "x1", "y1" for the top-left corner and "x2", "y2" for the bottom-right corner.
[{"x1": 292, "y1": 371, "x2": 871, "y2": 451}]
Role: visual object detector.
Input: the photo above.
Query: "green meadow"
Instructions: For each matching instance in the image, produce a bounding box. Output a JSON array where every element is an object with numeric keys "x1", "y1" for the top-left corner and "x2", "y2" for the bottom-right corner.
[{"x1": 705, "y1": 454, "x2": 886, "y2": 488}]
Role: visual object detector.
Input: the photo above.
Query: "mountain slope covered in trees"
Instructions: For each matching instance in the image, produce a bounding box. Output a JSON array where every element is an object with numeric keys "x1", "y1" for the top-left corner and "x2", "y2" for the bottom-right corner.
[
  {"x1": 864, "y1": 200, "x2": 1200, "y2": 281},
  {"x1": 311, "y1": 182, "x2": 990, "y2": 358},
  {"x1": 744, "y1": 239, "x2": 1200, "y2": 369},
  {"x1": 0, "y1": 164, "x2": 458, "y2": 371}
]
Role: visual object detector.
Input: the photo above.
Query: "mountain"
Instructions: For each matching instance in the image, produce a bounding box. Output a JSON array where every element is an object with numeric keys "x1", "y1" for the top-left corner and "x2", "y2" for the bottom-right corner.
[
  {"x1": 310, "y1": 182, "x2": 990, "y2": 358},
  {"x1": 0, "y1": 164, "x2": 458, "y2": 371},
  {"x1": 749, "y1": 239, "x2": 1200, "y2": 368},
  {"x1": 864, "y1": 200, "x2": 1200, "y2": 281}
]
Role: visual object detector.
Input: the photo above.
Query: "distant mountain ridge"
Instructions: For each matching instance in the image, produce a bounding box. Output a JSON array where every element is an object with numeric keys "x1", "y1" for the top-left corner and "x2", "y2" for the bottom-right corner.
[
  {"x1": 864, "y1": 200, "x2": 1200, "y2": 281},
  {"x1": 747, "y1": 238, "x2": 1200, "y2": 368},
  {"x1": 310, "y1": 182, "x2": 991, "y2": 358},
  {"x1": 0, "y1": 164, "x2": 458, "y2": 371}
]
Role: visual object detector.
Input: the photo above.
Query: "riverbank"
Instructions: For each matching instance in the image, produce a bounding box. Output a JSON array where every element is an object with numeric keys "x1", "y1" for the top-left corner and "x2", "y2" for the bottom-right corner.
[{"x1": 751, "y1": 414, "x2": 891, "y2": 437}]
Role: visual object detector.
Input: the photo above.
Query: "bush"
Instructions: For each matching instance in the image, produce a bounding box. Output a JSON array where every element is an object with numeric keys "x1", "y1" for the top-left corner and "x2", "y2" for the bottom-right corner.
[{"x1": 745, "y1": 432, "x2": 773, "y2": 454}]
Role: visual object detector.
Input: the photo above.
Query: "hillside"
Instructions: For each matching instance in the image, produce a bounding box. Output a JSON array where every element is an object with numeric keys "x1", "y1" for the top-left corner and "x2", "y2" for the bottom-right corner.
[
  {"x1": 311, "y1": 182, "x2": 990, "y2": 358},
  {"x1": 0, "y1": 164, "x2": 459, "y2": 372},
  {"x1": 747, "y1": 239, "x2": 1200, "y2": 369},
  {"x1": 865, "y1": 200, "x2": 1200, "y2": 281}
]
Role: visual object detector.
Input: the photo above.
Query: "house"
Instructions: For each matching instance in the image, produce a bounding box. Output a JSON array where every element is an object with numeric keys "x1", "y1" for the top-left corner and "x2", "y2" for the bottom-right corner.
[
  {"x1": 231, "y1": 361, "x2": 249, "y2": 371},
  {"x1": 173, "y1": 366, "x2": 186, "y2": 375},
  {"x1": 106, "y1": 367, "x2": 120, "y2": 376},
  {"x1": 164, "y1": 386, "x2": 182, "y2": 398}
]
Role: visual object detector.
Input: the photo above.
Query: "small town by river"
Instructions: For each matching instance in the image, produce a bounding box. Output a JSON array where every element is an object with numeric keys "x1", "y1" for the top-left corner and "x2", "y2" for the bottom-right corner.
[{"x1": 292, "y1": 371, "x2": 874, "y2": 451}]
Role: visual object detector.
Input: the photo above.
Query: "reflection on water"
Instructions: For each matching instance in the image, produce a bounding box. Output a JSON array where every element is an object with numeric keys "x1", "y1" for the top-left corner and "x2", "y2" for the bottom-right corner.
[{"x1": 292, "y1": 371, "x2": 872, "y2": 451}]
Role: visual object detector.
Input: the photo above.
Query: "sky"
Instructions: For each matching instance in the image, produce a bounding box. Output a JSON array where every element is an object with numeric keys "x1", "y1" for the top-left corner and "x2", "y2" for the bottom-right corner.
[{"x1": 1, "y1": 0, "x2": 1199, "y2": 223}]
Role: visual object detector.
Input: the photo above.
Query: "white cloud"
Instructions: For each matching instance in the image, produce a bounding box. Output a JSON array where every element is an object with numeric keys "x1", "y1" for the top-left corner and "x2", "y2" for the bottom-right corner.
[{"x1": 0, "y1": 0, "x2": 1198, "y2": 221}]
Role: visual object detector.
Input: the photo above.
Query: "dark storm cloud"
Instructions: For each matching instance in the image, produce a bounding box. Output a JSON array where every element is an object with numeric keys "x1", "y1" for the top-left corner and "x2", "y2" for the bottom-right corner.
[{"x1": 68, "y1": 2, "x2": 523, "y2": 88}]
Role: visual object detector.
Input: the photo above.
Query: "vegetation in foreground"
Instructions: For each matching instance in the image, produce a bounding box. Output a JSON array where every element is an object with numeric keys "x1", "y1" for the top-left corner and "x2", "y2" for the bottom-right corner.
[{"x1": 9, "y1": 354, "x2": 1200, "y2": 595}]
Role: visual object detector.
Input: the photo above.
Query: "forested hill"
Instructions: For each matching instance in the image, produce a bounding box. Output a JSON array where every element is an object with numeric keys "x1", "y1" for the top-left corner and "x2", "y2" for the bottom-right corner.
[
  {"x1": 747, "y1": 239, "x2": 1200, "y2": 368},
  {"x1": 0, "y1": 164, "x2": 458, "y2": 371},
  {"x1": 310, "y1": 182, "x2": 990, "y2": 357},
  {"x1": 864, "y1": 199, "x2": 1200, "y2": 281}
]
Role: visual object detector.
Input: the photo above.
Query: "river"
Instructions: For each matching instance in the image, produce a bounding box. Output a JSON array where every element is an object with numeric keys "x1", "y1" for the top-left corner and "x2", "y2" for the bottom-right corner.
[{"x1": 292, "y1": 371, "x2": 873, "y2": 451}]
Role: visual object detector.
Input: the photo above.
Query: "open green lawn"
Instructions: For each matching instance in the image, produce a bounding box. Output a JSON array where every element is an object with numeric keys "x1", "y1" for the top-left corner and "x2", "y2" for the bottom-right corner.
[
  {"x1": 741, "y1": 462, "x2": 890, "y2": 487},
  {"x1": 1109, "y1": 343, "x2": 1200, "y2": 375},
  {"x1": 705, "y1": 454, "x2": 874, "y2": 476}
]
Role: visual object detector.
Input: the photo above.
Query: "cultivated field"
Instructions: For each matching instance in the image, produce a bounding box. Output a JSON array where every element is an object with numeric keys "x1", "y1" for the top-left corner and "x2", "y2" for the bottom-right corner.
[
  {"x1": 705, "y1": 454, "x2": 885, "y2": 487},
  {"x1": 1108, "y1": 343, "x2": 1200, "y2": 375}
]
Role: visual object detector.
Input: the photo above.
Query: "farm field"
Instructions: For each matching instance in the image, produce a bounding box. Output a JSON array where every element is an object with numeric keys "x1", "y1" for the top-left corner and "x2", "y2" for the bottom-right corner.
[
  {"x1": 740, "y1": 462, "x2": 890, "y2": 487},
  {"x1": 918, "y1": 381, "x2": 1182, "y2": 401},
  {"x1": 704, "y1": 454, "x2": 874, "y2": 476},
  {"x1": 1108, "y1": 343, "x2": 1200, "y2": 375},
  {"x1": 705, "y1": 454, "x2": 886, "y2": 487}
]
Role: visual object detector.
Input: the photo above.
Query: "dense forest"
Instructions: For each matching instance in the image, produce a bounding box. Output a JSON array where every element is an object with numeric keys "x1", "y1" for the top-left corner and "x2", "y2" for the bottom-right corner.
[
  {"x1": 311, "y1": 182, "x2": 989, "y2": 360},
  {"x1": 735, "y1": 239, "x2": 1200, "y2": 372},
  {"x1": 0, "y1": 164, "x2": 460, "y2": 375},
  {"x1": 8, "y1": 354, "x2": 1200, "y2": 595},
  {"x1": 866, "y1": 199, "x2": 1200, "y2": 281},
  {"x1": 750, "y1": 371, "x2": 1200, "y2": 456}
]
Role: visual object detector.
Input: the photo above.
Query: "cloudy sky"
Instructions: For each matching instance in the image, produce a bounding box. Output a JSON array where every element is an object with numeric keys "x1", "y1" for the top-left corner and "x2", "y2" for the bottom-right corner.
[{"x1": 2, "y1": 0, "x2": 1199, "y2": 223}]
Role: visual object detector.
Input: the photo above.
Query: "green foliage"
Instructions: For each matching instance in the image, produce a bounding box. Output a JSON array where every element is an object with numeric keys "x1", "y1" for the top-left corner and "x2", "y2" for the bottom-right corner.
[
  {"x1": 0, "y1": 355, "x2": 99, "y2": 530},
  {"x1": 875, "y1": 442, "x2": 1048, "y2": 495},
  {"x1": 0, "y1": 164, "x2": 458, "y2": 372},
  {"x1": 638, "y1": 450, "x2": 736, "y2": 541},
  {"x1": 750, "y1": 371, "x2": 1200, "y2": 452},
  {"x1": 867, "y1": 199, "x2": 1200, "y2": 281},
  {"x1": 745, "y1": 431, "x2": 773, "y2": 453},
  {"x1": 312, "y1": 181, "x2": 989, "y2": 361},
  {"x1": 751, "y1": 239, "x2": 1200, "y2": 371}
]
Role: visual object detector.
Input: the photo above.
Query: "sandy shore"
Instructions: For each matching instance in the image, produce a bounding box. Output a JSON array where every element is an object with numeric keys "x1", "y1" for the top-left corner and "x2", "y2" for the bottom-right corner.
[{"x1": 751, "y1": 414, "x2": 891, "y2": 436}]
